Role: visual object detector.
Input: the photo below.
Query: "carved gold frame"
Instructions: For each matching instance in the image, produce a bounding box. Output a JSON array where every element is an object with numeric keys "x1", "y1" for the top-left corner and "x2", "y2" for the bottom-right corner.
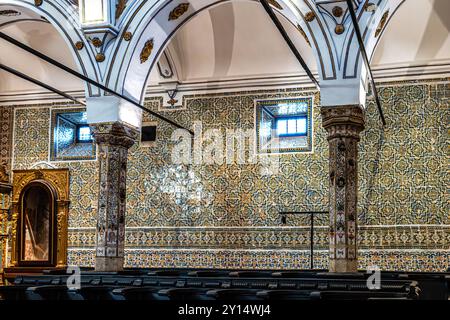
[{"x1": 9, "y1": 169, "x2": 70, "y2": 268}]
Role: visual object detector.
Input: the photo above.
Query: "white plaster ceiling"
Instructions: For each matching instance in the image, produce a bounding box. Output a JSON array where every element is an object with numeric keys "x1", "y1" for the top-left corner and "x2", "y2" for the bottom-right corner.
[
  {"x1": 150, "y1": 1, "x2": 315, "y2": 83},
  {"x1": 0, "y1": 0, "x2": 449, "y2": 97},
  {"x1": 0, "y1": 5, "x2": 82, "y2": 96},
  {"x1": 371, "y1": 0, "x2": 450, "y2": 78}
]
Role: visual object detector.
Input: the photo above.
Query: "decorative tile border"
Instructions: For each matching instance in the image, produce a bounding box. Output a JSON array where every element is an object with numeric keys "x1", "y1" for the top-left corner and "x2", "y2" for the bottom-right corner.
[
  {"x1": 67, "y1": 248, "x2": 450, "y2": 272},
  {"x1": 68, "y1": 225, "x2": 450, "y2": 250}
]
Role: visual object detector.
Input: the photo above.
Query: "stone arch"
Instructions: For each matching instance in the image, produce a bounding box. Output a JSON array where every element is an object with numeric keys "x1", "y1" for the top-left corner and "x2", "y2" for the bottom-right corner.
[
  {"x1": 297, "y1": 0, "x2": 406, "y2": 106},
  {"x1": 341, "y1": 0, "x2": 406, "y2": 80},
  {"x1": 0, "y1": 0, "x2": 101, "y2": 97},
  {"x1": 368, "y1": 0, "x2": 407, "y2": 62},
  {"x1": 106, "y1": 0, "x2": 334, "y2": 103}
]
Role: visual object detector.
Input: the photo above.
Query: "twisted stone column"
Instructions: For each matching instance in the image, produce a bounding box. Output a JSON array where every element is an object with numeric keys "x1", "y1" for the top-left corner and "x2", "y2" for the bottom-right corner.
[
  {"x1": 321, "y1": 106, "x2": 365, "y2": 273},
  {"x1": 90, "y1": 122, "x2": 139, "y2": 272}
]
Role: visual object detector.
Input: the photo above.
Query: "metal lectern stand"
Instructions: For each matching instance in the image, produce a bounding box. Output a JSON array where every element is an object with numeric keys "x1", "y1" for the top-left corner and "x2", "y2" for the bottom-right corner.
[{"x1": 279, "y1": 211, "x2": 328, "y2": 270}]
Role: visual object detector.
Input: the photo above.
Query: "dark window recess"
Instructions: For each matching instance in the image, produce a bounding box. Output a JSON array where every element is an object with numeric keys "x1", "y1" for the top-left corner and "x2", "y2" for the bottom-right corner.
[{"x1": 141, "y1": 125, "x2": 157, "y2": 142}]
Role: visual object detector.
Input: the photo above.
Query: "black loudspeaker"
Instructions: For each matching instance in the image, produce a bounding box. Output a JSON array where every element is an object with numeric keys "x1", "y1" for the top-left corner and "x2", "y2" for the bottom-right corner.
[{"x1": 141, "y1": 125, "x2": 157, "y2": 142}]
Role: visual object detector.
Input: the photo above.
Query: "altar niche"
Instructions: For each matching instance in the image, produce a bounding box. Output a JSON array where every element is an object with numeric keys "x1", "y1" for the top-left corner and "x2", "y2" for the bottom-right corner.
[
  {"x1": 19, "y1": 182, "x2": 55, "y2": 266},
  {"x1": 7, "y1": 169, "x2": 70, "y2": 272}
]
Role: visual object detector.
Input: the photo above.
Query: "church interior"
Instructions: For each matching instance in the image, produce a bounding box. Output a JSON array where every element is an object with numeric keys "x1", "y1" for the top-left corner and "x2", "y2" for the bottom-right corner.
[{"x1": 0, "y1": 0, "x2": 449, "y2": 303}]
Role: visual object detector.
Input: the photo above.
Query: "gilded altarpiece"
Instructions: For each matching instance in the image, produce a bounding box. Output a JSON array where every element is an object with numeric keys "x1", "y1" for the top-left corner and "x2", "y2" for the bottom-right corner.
[{"x1": 8, "y1": 169, "x2": 69, "y2": 269}]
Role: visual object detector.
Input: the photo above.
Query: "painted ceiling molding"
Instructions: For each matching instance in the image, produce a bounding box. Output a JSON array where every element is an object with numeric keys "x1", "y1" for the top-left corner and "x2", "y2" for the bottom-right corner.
[
  {"x1": 168, "y1": 3, "x2": 190, "y2": 21},
  {"x1": 116, "y1": 0, "x2": 127, "y2": 20},
  {"x1": 0, "y1": 9, "x2": 21, "y2": 16}
]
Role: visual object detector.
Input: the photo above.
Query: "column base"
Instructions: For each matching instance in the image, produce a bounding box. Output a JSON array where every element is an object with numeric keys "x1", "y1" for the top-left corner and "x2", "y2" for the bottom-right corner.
[
  {"x1": 95, "y1": 257, "x2": 124, "y2": 272},
  {"x1": 329, "y1": 259, "x2": 358, "y2": 273}
]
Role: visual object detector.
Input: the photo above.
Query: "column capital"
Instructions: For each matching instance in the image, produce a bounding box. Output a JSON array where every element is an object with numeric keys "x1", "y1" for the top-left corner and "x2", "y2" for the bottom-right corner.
[
  {"x1": 321, "y1": 105, "x2": 365, "y2": 140},
  {"x1": 90, "y1": 121, "x2": 139, "y2": 149}
]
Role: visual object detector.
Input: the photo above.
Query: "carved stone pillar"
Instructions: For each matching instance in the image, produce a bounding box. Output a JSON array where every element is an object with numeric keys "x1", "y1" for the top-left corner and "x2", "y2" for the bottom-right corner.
[
  {"x1": 90, "y1": 122, "x2": 139, "y2": 272},
  {"x1": 321, "y1": 106, "x2": 365, "y2": 273}
]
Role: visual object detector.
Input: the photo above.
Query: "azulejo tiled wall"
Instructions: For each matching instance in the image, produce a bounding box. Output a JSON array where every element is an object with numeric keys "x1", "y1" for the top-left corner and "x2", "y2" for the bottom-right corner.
[
  {"x1": 12, "y1": 105, "x2": 99, "y2": 229},
  {"x1": 8, "y1": 80, "x2": 450, "y2": 272},
  {"x1": 0, "y1": 106, "x2": 14, "y2": 173}
]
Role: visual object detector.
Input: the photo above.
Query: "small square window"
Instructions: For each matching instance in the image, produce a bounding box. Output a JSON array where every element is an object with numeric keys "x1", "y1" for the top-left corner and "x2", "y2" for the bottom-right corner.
[
  {"x1": 78, "y1": 126, "x2": 92, "y2": 142},
  {"x1": 276, "y1": 116, "x2": 307, "y2": 137},
  {"x1": 255, "y1": 98, "x2": 313, "y2": 154}
]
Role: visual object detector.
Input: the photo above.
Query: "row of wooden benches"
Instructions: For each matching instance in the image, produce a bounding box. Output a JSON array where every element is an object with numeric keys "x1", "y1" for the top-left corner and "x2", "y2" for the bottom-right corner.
[
  {"x1": 1, "y1": 285, "x2": 416, "y2": 301},
  {"x1": 0, "y1": 272, "x2": 422, "y2": 301}
]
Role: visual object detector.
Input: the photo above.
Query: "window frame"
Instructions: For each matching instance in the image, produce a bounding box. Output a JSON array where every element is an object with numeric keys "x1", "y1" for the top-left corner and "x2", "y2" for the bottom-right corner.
[
  {"x1": 275, "y1": 115, "x2": 308, "y2": 137},
  {"x1": 76, "y1": 125, "x2": 93, "y2": 143},
  {"x1": 50, "y1": 108, "x2": 97, "y2": 161},
  {"x1": 255, "y1": 97, "x2": 314, "y2": 154}
]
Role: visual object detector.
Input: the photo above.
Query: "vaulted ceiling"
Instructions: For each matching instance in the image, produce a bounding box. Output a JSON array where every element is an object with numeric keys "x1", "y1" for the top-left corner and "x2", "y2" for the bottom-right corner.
[{"x1": 0, "y1": 0, "x2": 449, "y2": 98}]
